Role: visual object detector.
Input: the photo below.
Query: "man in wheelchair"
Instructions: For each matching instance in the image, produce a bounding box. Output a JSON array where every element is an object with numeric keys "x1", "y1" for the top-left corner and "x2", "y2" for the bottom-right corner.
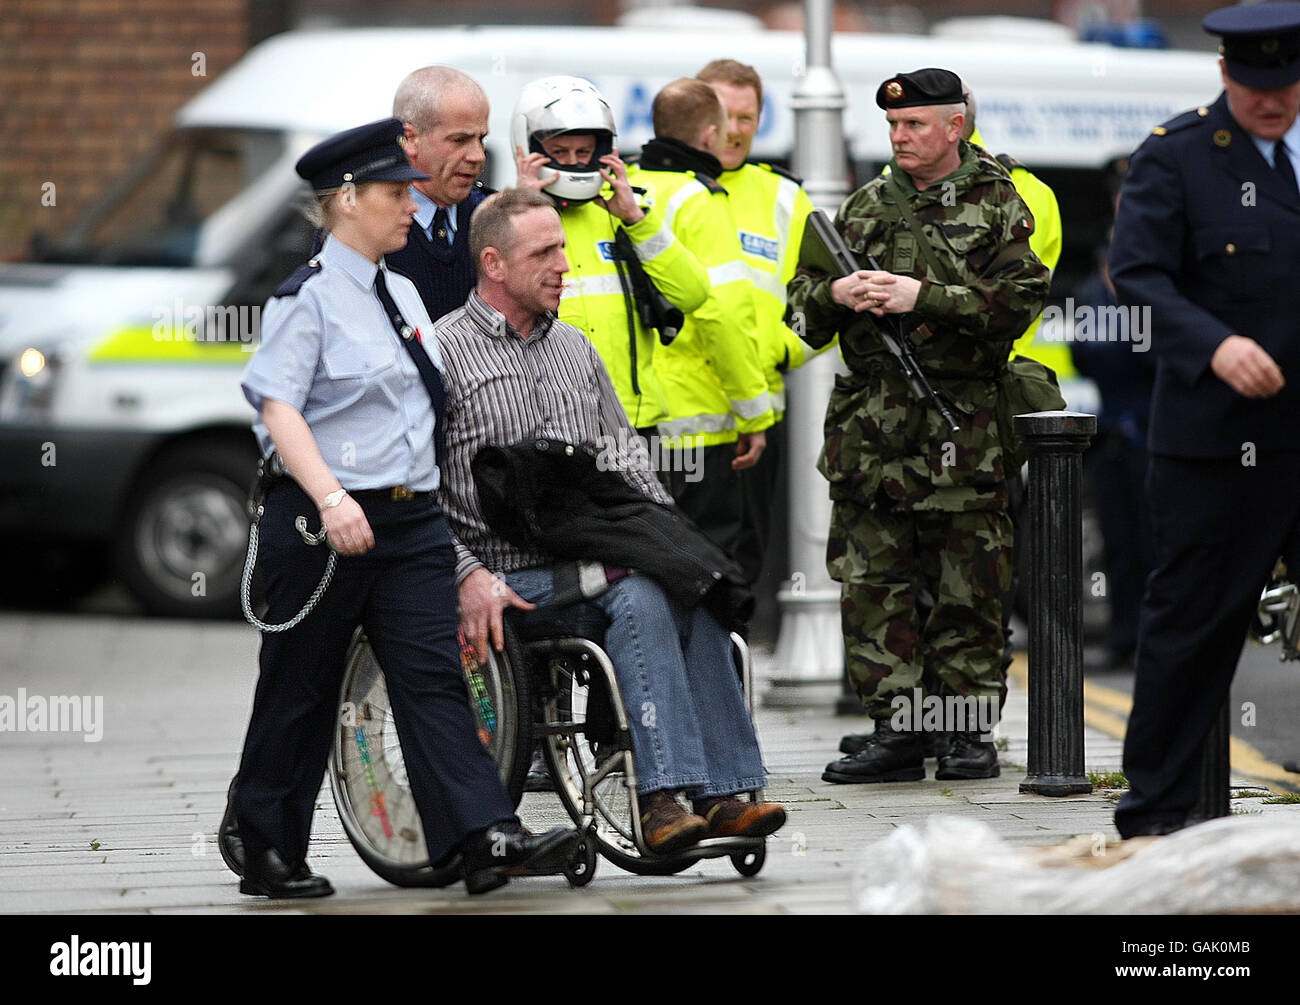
[{"x1": 434, "y1": 188, "x2": 787, "y2": 854}]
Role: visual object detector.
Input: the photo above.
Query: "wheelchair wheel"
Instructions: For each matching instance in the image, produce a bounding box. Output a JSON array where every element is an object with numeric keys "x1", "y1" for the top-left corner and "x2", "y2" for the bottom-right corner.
[
  {"x1": 731, "y1": 844, "x2": 766, "y2": 877},
  {"x1": 329, "y1": 627, "x2": 533, "y2": 887},
  {"x1": 563, "y1": 830, "x2": 599, "y2": 888},
  {"x1": 539, "y1": 647, "x2": 700, "y2": 877}
]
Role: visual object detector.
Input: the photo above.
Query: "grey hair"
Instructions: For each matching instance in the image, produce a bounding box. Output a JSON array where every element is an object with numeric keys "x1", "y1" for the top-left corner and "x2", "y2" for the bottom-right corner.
[
  {"x1": 470, "y1": 188, "x2": 556, "y2": 267},
  {"x1": 393, "y1": 66, "x2": 487, "y2": 134}
]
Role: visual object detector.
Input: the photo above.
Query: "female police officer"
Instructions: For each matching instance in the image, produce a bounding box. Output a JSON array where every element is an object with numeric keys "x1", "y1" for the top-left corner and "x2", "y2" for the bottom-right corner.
[{"x1": 231, "y1": 118, "x2": 576, "y2": 897}]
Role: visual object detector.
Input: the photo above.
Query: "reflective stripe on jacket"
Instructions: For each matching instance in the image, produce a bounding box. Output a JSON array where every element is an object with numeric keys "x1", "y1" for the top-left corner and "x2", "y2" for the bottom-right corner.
[{"x1": 627, "y1": 163, "x2": 774, "y2": 447}]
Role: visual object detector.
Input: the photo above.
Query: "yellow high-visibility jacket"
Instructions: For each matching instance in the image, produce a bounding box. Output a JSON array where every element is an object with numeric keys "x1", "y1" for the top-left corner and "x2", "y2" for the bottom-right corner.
[
  {"x1": 969, "y1": 127, "x2": 1072, "y2": 378},
  {"x1": 627, "y1": 161, "x2": 775, "y2": 447},
  {"x1": 718, "y1": 161, "x2": 824, "y2": 418},
  {"x1": 558, "y1": 199, "x2": 708, "y2": 429}
]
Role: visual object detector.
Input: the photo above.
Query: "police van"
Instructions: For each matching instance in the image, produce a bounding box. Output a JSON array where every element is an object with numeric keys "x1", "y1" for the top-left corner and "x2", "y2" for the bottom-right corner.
[{"x1": 0, "y1": 23, "x2": 1219, "y2": 616}]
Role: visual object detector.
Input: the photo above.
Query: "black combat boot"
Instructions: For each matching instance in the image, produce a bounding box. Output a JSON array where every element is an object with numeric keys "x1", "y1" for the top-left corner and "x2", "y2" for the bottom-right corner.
[
  {"x1": 841, "y1": 729, "x2": 951, "y2": 759},
  {"x1": 935, "y1": 731, "x2": 1000, "y2": 780},
  {"x1": 823, "y1": 719, "x2": 925, "y2": 784}
]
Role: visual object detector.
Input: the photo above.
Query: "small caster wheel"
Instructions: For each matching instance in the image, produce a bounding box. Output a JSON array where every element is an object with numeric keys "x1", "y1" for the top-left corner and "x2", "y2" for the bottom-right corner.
[
  {"x1": 564, "y1": 836, "x2": 598, "y2": 887},
  {"x1": 731, "y1": 843, "x2": 766, "y2": 877}
]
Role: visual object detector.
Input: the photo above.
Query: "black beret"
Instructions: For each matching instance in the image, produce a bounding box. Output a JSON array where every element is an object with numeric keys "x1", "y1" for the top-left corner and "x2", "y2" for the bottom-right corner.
[
  {"x1": 1204, "y1": 1, "x2": 1300, "y2": 88},
  {"x1": 875, "y1": 68, "x2": 966, "y2": 110},
  {"x1": 295, "y1": 117, "x2": 430, "y2": 191}
]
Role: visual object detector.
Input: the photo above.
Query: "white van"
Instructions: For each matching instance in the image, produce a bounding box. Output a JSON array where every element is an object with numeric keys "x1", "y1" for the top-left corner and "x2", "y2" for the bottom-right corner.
[{"x1": 0, "y1": 24, "x2": 1220, "y2": 616}]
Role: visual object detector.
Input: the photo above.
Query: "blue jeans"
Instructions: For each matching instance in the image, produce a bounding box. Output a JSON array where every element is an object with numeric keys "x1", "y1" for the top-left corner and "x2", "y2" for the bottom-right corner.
[{"x1": 504, "y1": 568, "x2": 767, "y2": 797}]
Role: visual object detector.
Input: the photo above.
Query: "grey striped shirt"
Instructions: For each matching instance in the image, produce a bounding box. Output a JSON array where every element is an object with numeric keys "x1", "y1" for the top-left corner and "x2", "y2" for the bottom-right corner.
[{"x1": 434, "y1": 291, "x2": 673, "y2": 582}]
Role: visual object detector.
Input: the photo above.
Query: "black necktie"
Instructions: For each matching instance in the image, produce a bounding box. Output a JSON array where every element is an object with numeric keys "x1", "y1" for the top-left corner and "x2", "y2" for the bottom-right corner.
[
  {"x1": 373, "y1": 268, "x2": 447, "y2": 471},
  {"x1": 432, "y1": 206, "x2": 450, "y2": 245},
  {"x1": 1275, "y1": 141, "x2": 1298, "y2": 196}
]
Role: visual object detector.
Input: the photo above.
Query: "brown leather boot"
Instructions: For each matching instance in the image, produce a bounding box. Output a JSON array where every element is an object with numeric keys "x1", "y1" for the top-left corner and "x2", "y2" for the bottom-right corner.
[
  {"x1": 639, "y1": 790, "x2": 708, "y2": 854},
  {"x1": 693, "y1": 796, "x2": 787, "y2": 838}
]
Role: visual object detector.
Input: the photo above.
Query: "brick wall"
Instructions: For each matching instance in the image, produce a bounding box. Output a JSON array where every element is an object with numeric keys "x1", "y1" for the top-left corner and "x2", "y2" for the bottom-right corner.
[{"x1": 0, "y1": 0, "x2": 249, "y2": 261}]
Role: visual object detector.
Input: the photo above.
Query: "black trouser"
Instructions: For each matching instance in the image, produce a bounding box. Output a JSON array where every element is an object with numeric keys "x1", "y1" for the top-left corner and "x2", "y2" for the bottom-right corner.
[
  {"x1": 1089, "y1": 429, "x2": 1156, "y2": 660},
  {"x1": 234, "y1": 482, "x2": 515, "y2": 866},
  {"x1": 661, "y1": 442, "x2": 744, "y2": 564},
  {"x1": 1115, "y1": 453, "x2": 1300, "y2": 836},
  {"x1": 736, "y1": 418, "x2": 785, "y2": 586}
]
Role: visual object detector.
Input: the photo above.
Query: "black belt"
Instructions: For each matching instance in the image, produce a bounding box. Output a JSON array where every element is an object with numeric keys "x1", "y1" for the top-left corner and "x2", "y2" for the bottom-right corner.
[{"x1": 348, "y1": 486, "x2": 437, "y2": 503}]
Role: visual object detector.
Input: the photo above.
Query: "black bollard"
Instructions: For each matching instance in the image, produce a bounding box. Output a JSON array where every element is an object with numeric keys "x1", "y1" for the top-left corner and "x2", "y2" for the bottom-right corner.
[
  {"x1": 1015, "y1": 411, "x2": 1096, "y2": 797},
  {"x1": 1190, "y1": 701, "x2": 1231, "y2": 821}
]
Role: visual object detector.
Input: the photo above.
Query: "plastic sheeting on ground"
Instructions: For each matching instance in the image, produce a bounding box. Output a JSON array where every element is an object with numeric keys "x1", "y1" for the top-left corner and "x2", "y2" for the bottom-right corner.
[{"x1": 853, "y1": 814, "x2": 1300, "y2": 914}]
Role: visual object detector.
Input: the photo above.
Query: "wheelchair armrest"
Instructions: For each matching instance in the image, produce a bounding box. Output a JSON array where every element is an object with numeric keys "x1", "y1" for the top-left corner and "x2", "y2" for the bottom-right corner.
[{"x1": 507, "y1": 602, "x2": 610, "y2": 643}]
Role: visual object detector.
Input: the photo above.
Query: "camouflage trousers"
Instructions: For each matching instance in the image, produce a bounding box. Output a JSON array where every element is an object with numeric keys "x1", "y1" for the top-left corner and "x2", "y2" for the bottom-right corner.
[{"x1": 828, "y1": 501, "x2": 1013, "y2": 719}]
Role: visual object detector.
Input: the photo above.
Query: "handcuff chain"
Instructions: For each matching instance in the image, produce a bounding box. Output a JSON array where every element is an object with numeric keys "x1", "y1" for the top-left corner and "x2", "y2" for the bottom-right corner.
[{"x1": 239, "y1": 519, "x2": 337, "y2": 633}]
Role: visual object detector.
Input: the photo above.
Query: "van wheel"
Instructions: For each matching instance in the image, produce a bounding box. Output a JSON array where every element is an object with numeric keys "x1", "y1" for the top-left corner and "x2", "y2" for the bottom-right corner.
[{"x1": 115, "y1": 440, "x2": 255, "y2": 618}]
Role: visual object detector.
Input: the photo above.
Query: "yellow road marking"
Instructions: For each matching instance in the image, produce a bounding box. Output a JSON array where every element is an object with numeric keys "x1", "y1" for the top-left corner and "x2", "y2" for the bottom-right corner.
[{"x1": 1008, "y1": 653, "x2": 1298, "y2": 795}]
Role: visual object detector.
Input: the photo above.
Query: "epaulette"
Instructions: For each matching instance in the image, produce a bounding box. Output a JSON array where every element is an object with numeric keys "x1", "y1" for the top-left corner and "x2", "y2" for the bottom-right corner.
[
  {"x1": 694, "y1": 172, "x2": 728, "y2": 195},
  {"x1": 273, "y1": 260, "x2": 323, "y2": 298},
  {"x1": 1151, "y1": 106, "x2": 1210, "y2": 137},
  {"x1": 995, "y1": 152, "x2": 1024, "y2": 174},
  {"x1": 758, "y1": 161, "x2": 804, "y2": 185},
  {"x1": 473, "y1": 179, "x2": 496, "y2": 195}
]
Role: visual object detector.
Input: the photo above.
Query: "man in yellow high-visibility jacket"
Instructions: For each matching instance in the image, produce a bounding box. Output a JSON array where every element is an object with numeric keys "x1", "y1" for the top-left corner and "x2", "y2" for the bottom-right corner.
[
  {"x1": 512, "y1": 76, "x2": 709, "y2": 434},
  {"x1": 627, "y1": 78, "x2": 775, "y2": 561},
  {"x1": 698, "y1": 58, "x2": 822, "y2": 583},
  {"x1": 962, "y1": 85, "x2": 1070, "y2": 378}
]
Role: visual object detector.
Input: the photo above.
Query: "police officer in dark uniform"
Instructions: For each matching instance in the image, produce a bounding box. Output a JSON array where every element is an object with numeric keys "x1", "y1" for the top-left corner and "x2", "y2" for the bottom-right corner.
[
  {"x1": 389, "y1": 66, "x2": 495, "y2": 323},
  {"x1": 228, "y1": 118, "x2": 576, "y2": 896},
  {"x1": 1110, "y1": 2, "x2": 1300, "y2": 838}
]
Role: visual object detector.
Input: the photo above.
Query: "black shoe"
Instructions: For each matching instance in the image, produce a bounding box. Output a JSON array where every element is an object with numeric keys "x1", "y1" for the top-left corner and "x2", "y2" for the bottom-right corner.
[
  {"x1": 523, "y1": 746, "x2": 555, "y2": 793},
  {"x1": 824, "y1": 720, "x2": 925, "y2": 784},
  {"x1": 841, "y1": 729, "x2": 951, "y2": 759},
  {"x1": 218, "y1": 777, "x2": 244, "y2": 878},
  {"x1": 239, "y1": 848, "x2": 334, "y2": 899},
  {"x1": 935, "y1": 731, "x2": 1000, "y2": 780},
  {"x1": 1116, "y1": 815, "x2": 1186, "y2": 839},
  {"x1": 461, "y1": 822, "x2": 580, "y2": 895}
]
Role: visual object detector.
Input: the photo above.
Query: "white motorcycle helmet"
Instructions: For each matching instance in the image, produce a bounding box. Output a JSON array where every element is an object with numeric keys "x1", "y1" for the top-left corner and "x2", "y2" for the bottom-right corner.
[{"x1": 511, "y1": 76, "x2": 617, "y2": 205}]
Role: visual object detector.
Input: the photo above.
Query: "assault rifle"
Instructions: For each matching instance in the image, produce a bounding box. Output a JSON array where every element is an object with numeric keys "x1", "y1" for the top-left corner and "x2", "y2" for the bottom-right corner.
[{"x1": 801, "y1": 210, "x2": 959, "y2": 433}]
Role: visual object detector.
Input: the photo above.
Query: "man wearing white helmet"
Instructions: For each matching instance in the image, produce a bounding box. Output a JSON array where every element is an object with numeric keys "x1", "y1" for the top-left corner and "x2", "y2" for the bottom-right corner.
[{"x1": 513, "y1": 76, "x2": 709, "y2": 436}]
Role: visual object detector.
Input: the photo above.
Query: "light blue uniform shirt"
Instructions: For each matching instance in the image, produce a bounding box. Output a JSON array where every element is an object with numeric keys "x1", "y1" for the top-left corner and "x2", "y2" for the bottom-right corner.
[
  {"x1": 242, "y1": 234, "x2": 445, "y2": 491},
  {"x1": 411, "y1": 186, "x2": 458, "y2": 245}
]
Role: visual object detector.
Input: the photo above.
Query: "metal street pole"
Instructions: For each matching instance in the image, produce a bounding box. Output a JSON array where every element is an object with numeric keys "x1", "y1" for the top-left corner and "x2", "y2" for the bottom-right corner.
[{"x1": 765, "y1": 0, "x2": 849, "y2": 708}]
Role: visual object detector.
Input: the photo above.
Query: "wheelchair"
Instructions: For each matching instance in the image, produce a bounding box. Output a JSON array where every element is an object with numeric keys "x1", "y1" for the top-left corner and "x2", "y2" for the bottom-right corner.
[{"x1": 329, "y1": 602, "x2": 768, "y2": 888}]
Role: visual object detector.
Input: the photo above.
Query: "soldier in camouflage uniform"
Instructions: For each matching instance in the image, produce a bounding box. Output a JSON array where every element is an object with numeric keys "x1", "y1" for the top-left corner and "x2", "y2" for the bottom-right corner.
[{"x1": 786, "y1": 68, "x2": 1049, "y2": 783}]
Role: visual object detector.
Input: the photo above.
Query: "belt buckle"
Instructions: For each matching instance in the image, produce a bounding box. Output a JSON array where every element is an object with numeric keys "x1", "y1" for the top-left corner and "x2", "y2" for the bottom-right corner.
[{"x1": 390, "y1": 485, "x2": 415, "y2": 502}]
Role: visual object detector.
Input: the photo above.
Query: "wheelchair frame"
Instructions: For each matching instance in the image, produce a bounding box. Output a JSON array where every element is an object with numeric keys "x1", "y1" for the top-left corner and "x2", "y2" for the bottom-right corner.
[
  {"x1": 329, "y1": 620, "x2": 768, "y2": 888},
  {"x1": 527, "y1": 629, "x2": 767, "y2": 884}
]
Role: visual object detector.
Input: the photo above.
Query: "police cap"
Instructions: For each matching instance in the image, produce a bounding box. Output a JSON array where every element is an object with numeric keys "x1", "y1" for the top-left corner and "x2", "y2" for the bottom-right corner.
[
  {"x1": 875, "y1": 68, "x2": 966, "y2": 110},
  {"x1": 1203, "y1": 1, "x2": 1300, "y2": 89},
  {"x1": 295, "y1": 117, "x2": 430, "y2": 191}
]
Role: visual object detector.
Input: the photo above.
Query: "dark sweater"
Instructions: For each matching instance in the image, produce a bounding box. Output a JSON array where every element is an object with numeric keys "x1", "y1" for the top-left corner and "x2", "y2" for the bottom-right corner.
[{"x1": 385, "y1": 182, "x2": 492, "y2": 325}]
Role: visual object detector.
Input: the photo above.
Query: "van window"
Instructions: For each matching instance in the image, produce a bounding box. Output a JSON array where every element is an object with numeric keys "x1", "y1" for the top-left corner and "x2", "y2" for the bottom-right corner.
[{"x1": 38, "y1": 129, "x2": 285, "y2": 268}]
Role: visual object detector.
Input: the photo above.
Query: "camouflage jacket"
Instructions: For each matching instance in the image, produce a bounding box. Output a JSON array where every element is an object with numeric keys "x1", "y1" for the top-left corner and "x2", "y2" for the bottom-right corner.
[{"x1": 787, "y1": 141, "x2": 1050, "y2": 512}]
